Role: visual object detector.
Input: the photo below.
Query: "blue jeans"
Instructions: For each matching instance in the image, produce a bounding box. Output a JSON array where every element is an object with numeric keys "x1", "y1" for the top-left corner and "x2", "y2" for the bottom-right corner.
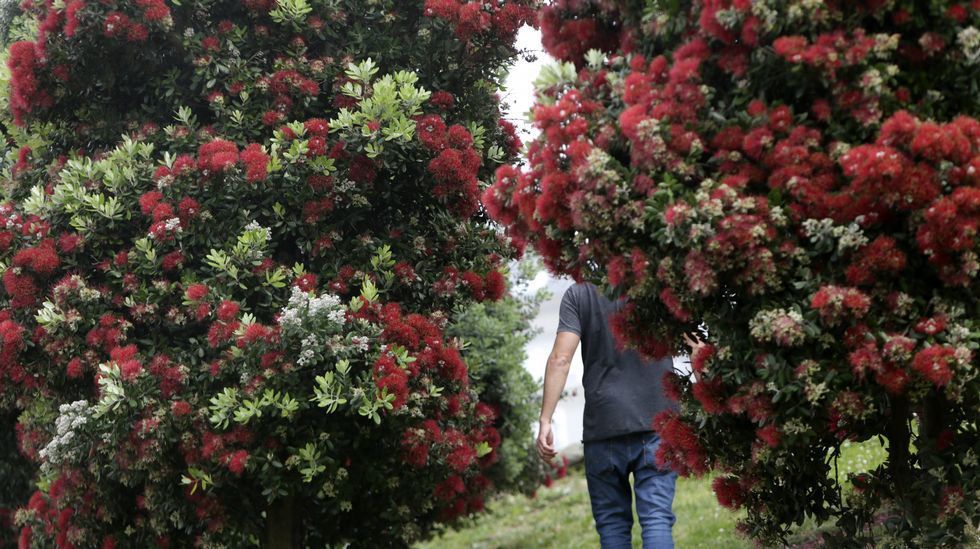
[{"x1": 583, "y1": 432, "x2": 677, "y2": 549}]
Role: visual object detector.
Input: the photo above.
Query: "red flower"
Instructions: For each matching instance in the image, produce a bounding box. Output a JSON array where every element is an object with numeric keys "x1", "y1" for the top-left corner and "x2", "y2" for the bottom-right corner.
[
  {"x1": 375, "y1": 367, "x2": 409, "y2": 410},
  {"x1": 483, "y1": 270, "x2": 506, "y2": 301},
  {"x1": 12, "y1": 239, "x2": 60, "y2": 276},
  {"x1": 185, "y1": 283, "x2": 208, "y2": 301},
  {"x1": 912, "y1": 346, "x2": 957, "y2": 386},
  {"x1": 111, "y1": 344, "x2": 142, "y2": 380},
  {"x1": 177, "y1": 197, "x2": 201, "y2": 222},
  {"x1": 401, "y1": 429, "x2": 429, "y2": 468},
  {"x1": 103, "y1": 12, "x2": 131, "y2": 38},
  {"x1": 240, "y1": 143, "x2": 269, "y2": 182},
  {"x1": 434, "y1": 475, "x2": 465, "y2": 502},
  {"x1": 198, "y1": 139, "x2": 239, "y2": 174},
  {"x1": 810, "y1": 286, "x2": 871, "y2": 325},
  {"x1": 160, "y1": 250, "x2": 183, "y2": 272},
  {"x1": 756, "y1": 424, "x2": 782, "y2": 448},
  {"x1": 652, "y1": 410, "x2": 709, "y2": 476},
  {"x1": 216, "y1": 301, "x2": 240, "y2": 322},
  {"x1": 171, "y1": 401, "x2": 193, "y2": 417},
  {"x1": 430, "y1": 91, "x2": 455, "y2": 110},
  {"x1": 712, "y1": 477, "x2": 746, "y2": 510},
  {"x1": 7, "y1": 41, "x2": 49, "y2": 126},
  {"x1": 461, "y1": 271, "x2": 485, "y2": 300},
  {"x1": 393, "y1": 262, "x2": 417, "y2": 284},
  {"x1": 65, "y1": 357, "x2": 84, "y2": 379},
  {"x1": 418, "y1": 114, "x2": 448, "y2": 151},
  {"x1": 447, "y1": 125, "x2": 473, "y2": 149},
  {"x1": 136, "y1": 0, "x2": 170, "y2": 21},
  {"x1": 773, "y1": 36, "x2": 808, "y2": 62},
  {"x1": 914, "y1": 316, "x2": 947, "y2": 336},
  {"x1": 659, "y1": 287, "x2": 692, "y2": 322},
  {"x1": 293, "y1": 273, "x2": 317, "y2": 292},
  {"x1": 691, "y1": 377, "x2": 727, "y2": 415},
  {"x1": 201, "y1": 36, "x2": 220, "y2": 52},
  {"x1": 225, "y1": 450, "x2": 249, "y2": 475},
  {"x1": 347, "y1": 155, "x2": 377, "y2": 184},
  {"x1": 447, "y1": 444, "x2": 477, "y2": 472},
  {"x1": 304, "y1": 118, "x2": 330, "y2": 136},
  {"x1": 875, "y1": 365, "x2": 910, "y2": 395}
]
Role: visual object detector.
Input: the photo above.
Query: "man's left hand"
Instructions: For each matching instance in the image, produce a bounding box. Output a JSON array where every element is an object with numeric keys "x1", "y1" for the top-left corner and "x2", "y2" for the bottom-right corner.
[{"x1": 536, "y1": 420, "x2": 557, "y2": 461}]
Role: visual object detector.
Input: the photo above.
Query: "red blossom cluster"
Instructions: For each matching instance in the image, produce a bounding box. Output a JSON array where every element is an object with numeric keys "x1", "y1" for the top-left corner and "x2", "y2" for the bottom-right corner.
[
  {"x1": 19, "y1": 471, "x2": 94, "y2": 549},
  {"x1": 257, "y1": 70, "x2": 321, "y2": 126},
  {"x1": 711, "y1": 476, "x2": 747, "y2": 510},
  {"x1": 433, "y1": 268, "x2": 507, "y2": 302},
  {"x1": 538, "y1": 0, "x2": 621, "y2": 68},
  {"x1": 4, "y1": 239, "x2": 60, "y2": 309},
  {"x1": 0, "y1": 314, "x2": 27, "y2": 392},
  {"x1": 810, "y1": 286, "x2": 871, "y2": 326},
  {"x1": 911, "y1": 345, "x2": 961, "y2": 387},
  {"x1": 6, "y1": 42, "x2": 50, "y2": 126},
  {"x1": 423, "y1": 0, "x2": 536, "y2": 42},
  {"x1": 652, "y1": 410, "x2": 708, "y2": 477},
  {"x1": 419, "y1": 117, "x2": 484, "y2": 217}
]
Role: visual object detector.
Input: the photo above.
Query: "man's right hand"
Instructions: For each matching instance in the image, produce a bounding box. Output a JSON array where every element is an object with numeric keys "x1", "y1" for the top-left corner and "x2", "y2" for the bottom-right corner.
[
  {"x1": 537, "y1": 420, "x2": 557, "y2": 461},
  {"x1": 683, "y1": 331, "x2": 705, "y2": 355}
]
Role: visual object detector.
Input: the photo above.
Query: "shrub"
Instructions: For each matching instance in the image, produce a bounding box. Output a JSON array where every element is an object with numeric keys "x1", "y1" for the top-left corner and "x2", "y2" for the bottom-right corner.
[
  {"x1": 486, "y1": 0, "x2": 980, "y2": 545},
  {"x1": 1, "y1": 0, "x2": 538, "y2": 546}
]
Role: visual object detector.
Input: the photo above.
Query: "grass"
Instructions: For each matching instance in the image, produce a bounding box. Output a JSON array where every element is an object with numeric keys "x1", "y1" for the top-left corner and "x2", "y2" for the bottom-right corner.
[{"x1": 417, "y1": 439, "x2": 890, "y2": 549}]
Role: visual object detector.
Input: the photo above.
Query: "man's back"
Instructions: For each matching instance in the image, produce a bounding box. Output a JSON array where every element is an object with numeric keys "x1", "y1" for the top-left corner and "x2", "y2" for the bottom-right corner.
[{"x1": 557, "y1": 282, "x2": 676, "y2": 442}]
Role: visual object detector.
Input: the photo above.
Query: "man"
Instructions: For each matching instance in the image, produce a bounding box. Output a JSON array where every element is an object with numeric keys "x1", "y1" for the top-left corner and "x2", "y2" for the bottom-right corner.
[{"x1": 537, "y1": 282, "x2": 678, "y2": 549}]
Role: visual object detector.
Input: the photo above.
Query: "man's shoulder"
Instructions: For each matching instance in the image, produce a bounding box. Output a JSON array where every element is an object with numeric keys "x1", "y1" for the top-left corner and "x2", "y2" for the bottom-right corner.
[{"x1": 564, "y1": 281, "x2": 596, "y2": 299}]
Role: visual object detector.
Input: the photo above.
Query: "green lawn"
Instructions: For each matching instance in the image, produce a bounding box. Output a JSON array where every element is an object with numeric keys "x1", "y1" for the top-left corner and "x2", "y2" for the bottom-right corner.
[{"x1": 418, "y1": 439, "x2": 890, "y2": 549}]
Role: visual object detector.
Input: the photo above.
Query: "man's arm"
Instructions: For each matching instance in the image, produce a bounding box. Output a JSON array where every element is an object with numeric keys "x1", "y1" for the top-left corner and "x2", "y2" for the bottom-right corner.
[{"x1": 536, "y1": 331, "x2": 580, "y2": 461}]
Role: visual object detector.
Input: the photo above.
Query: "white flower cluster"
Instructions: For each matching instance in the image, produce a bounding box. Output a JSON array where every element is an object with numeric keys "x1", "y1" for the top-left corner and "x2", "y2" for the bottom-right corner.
[
  {"x1": 279, "y1": 286, "x2": 347, "y2": 330},
  {"x1": 872, "y1": 33, "x2": 901, "y2": 56},
  {"x1": 298, "y1": 334, "x2": 319, "y2": 367},
  {"x1": 749, "y1": 308, "x2": 807, "y2": 347},
  {"x1": 714, "y1": 8, "x2": 742, "y2": 29},
  {"x1": 351, "y1": 335, "x2": 370, "y2": 352},
  {"x1": 581, "y1": 148, "x2": 624, "y2": 194},
  {"x1": 958, "y1": 26, "x2": 980, "y2": 65},
  {"x1": 860, "y1": 68, "x2": 885, "y2": 95},
  {"x1": 149, "y1": 217, "x2": 183, "y2": 240},
  {"x1": 802, "y1": 218, "x2": 868, "y2": 252},
  {"x1": 244, "y1": 220, "x2": 272, "y2": 243},
  {"x1": 38, "y1": 400, "x2": 91, "y2": 473},
  {"x1": 769, "y1": 206, "x2": 788, "y2": 227}
]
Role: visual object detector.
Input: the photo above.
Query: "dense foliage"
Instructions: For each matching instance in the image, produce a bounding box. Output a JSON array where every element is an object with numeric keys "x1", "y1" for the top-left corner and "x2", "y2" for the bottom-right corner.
[
  {"x1": 485, "y1": 0, "x2": 980, "y2": 544},
  {"x1": 448, "y1": 259, "x2": 549, "y2": 498},
  {"x1": 0, "y1": 0, "x2": 539, "y2": 546}
]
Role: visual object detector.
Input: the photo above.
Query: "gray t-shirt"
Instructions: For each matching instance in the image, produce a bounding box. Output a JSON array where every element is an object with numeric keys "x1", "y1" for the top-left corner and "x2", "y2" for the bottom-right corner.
[{"x1": 557, "y1": 282, "x2": 676, "y2": 442}]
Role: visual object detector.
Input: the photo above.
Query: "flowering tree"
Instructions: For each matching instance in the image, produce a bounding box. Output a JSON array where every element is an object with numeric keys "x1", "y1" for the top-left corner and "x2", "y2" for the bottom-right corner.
[
  {"x1": 1, "y1": 0, "x2": 538, "y2": 546},
  {"x1": 485, "y1": 0, "x2": 980, "y2": 544}
]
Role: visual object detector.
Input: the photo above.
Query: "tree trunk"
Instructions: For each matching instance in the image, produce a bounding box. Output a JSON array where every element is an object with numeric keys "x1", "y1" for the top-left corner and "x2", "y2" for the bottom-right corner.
[
  {"x1": 886, "y1": 394, "x2": 912, "y2": 494},
  {"x1": 918, "y1": 389, "x2": 947, "y2": 443},
  {"x1": 265, "y1": 495, "x2": 296, "y2": 549}
]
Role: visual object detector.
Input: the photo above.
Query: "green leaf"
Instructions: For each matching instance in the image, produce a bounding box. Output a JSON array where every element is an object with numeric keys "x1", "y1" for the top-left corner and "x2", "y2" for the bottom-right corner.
[{"x1": 475, "y1": 442, "x2": 493, "y2": 458}]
